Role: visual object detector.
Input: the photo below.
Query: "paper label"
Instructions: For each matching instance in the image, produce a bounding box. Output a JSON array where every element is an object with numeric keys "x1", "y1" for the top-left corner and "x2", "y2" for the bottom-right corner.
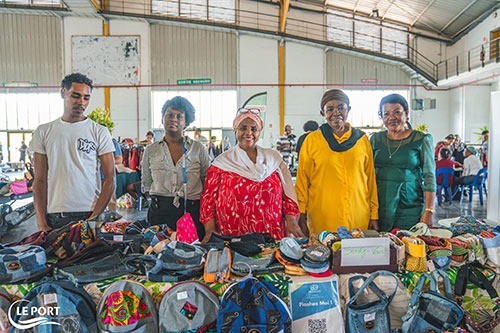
[
  {"x1": 341, "y1": 238, "x2": 390, "y2": 266},
  {"x1": 43, "y1": 293, "x2": 58, "y2": 306},
  {"x1": 113, "y1": 235, "x2": 124, "y2": 242},
  {"x1": 177, "y1": 291, "x2": 188, "y2": 300},
  {"x1": 364, "y1": 312, "x2": 376, "y2": 322}
]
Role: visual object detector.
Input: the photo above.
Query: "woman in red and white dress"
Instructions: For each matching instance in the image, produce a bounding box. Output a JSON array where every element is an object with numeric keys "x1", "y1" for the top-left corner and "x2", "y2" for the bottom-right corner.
[{"x1": 200, "y1": 108, "x2": 304, "y2": 242}]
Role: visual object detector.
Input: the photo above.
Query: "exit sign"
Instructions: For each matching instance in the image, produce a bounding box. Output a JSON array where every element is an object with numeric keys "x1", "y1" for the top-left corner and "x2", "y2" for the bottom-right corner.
[{"x1": 177, "y1": 78, "x2": 212, "y2": 85}]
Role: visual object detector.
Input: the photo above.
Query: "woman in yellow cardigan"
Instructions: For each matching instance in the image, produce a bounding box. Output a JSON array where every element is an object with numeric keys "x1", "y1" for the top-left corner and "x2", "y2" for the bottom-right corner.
[{"x1": 295, "y1": 89, "x2": 379, "y2": 237}]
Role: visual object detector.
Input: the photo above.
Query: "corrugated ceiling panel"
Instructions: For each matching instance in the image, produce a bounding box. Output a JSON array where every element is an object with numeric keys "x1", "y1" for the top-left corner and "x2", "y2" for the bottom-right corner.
[
  {"x1": 151, "y1": 24, "x2": 237, "y2": 85},
  {"x1": 326, "y1": 51, "x2": 409, "y2": 86},
  {"x1": 0, "y1": 13, "x2": 62, "y2": 86}
]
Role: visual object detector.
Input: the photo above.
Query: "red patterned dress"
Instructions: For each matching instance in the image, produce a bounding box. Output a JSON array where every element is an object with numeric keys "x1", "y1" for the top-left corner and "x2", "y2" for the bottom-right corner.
[{"x1": 200, "y1": 165, "x2": 299, "y2": 240}]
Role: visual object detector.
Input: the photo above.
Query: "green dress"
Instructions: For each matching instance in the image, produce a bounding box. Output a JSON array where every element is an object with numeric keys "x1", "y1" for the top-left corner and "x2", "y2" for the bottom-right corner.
[{"x1": 370, "y1": 130, "x2": 436, "y2": 231}]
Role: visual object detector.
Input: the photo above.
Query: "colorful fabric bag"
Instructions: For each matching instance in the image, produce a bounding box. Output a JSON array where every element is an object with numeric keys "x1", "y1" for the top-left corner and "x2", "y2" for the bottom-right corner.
[
  {"x1": 176, "y1": 212, "x2": 199, "y2": 244},
  {"x1": 0, "y1": 287, "x2": 11, "y2": 333},
  {"x1": 9, "y1": 180, "x2": 28, "y2": 195},
  {"x1": 158, "y1": 281, "x2": 220, "y2": 333},
  {"x1": 204, "y1": 247, "x2": 232, "y2": 283},
  {"x1": 217, "y1": 277, "x2": 292, "y2": 333},
  {"x1": 97, "y1": 280, "x2": 158, "y2": 333},
  {"x1": 402, "y1": 237, "x2": 428, "y2": 272},
  {"x1": 450, "y1": 215, "x2": 489, "y2": 237}
]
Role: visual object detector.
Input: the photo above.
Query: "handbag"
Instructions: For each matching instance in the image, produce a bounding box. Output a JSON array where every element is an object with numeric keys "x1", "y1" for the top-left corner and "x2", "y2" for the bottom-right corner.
[
  {"x1": 174, "y1": 137, "x2": 199, "y2": 244},
  {"x1": 402, "y1": 270, "x2": 464, "y2": 333},
  {"x1": 402, "y1": 237, "x2": 428, "y2": 272},
  {"x1": 9, "y1": 180, "x2": 28, "y2": 195},
  {"x1": 346, "y1": 270, "x2": 399, "y2": 333},
  {"x1": 454, "y1": 261, "x2": 500, "y2": 333}
]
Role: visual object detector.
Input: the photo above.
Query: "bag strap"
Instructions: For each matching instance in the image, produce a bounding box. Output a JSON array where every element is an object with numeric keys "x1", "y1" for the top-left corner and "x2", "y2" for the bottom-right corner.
[
  {"x1": 456, "y1": 261, "x2": 498, "y2": 299},
  {"x1": 348, "y1": 270, "x2": 399, "y2": 305},
  {"x1": 431, "y1": 269, "x2": 453, "y2": 299},
  {"x1": 408, "y1": 273, "x2": 436, "y2": 308},
  {"x1": 182, "y1": 137, "x2": 187, "y2": 214}
]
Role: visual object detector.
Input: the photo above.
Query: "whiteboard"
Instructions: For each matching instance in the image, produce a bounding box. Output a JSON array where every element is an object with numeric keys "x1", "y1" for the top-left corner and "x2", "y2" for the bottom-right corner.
[{"x1": 72, "y1": 36, "x2": 140, "y2": 86}]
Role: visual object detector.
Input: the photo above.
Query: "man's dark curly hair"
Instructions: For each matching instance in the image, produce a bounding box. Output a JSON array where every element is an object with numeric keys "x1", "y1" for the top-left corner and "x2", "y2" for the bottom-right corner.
[
  {"x1": 61, "y1": 73, "x2": 93, "y2": 91},
  {"x1": 161, "y1": 96, "x2": 195, "y2": 126}
]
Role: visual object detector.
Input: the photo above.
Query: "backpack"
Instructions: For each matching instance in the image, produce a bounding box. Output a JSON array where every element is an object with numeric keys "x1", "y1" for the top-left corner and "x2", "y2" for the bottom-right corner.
[
  {"x1": 11, "y1": 280, "x2": 98, "y2": 333},
  {"x1": 44, "y1": 221, "x2": 94, "y2": 259},
  {"x1": 217, "y1": 277, "x2": 292, "y2": 333},
  {"x1": 97, "y1": 280, "x2": 158, "y2": 333},
  {"x1": 0, "y1": 287, "x2": 11, "y2": 332},
  {"x1": 158, "y1": 281, "x2": 220, "y2": 333},
  {"x1": 0, "y1": 204, "x2": 13, "y2": 233},
  {"x1": 204, "y1": 247, "x2": 232, "y2": 284},
  {"x1": 24, "y1": 162, "x2": 34, "y2": 189},
  {"x1": 0, "y1": 244, "x2": 50, "y2": 284}
]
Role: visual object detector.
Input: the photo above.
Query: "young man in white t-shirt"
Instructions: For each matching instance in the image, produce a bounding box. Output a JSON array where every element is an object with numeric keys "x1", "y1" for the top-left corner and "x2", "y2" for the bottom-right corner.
[{"x1": 30, "y1": 73, "x2": 116, "y2": 231}]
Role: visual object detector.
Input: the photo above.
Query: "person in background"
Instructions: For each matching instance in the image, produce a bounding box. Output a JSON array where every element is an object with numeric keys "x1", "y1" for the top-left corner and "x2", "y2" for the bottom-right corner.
[
  {"x1": 0, "y1": 141, "x2": 3, "y2": 163},
  {"x1": 142, "y1": 96, "x2": 211, "y2": 240},
  {"x1": 19, "y1": 141, "x2": 28, "y2": 163},
  {"x1": 436, "y1": 147, "x2": 462, "y2": 188},
  {"x1": 370, "y1": 93, "x2": 436, "y2": 231},
  {"x1": 30, "y1": 73, "x2": 115, "y2": 231},
  {"x1": 480, "y1": 130, "x2": 489, "y2": 168},
  {"x1": 444, "y1": 134, "x2": 455, "y2": 151},
  {"x1": 295, "y1": 89, "x2": 379, "y2": 236},
  {"x1": 452, "y1": 134, "x2": 465, "y2": 165},
  {"x1": 222, "y1": 135, "x2": 231, "y2": 152},
  {"x1": 434, "y1": 140, "x2": 446, "y2": 160},
  {"x1": 141, "y1": 131, "x2": 154, "y2": 145},
  {"x1": 295, "y1": 120, "x2": 319, "y2": 159},
  {"x1": 207, "y1": 135, "x2": 221, "y2": 161},
  {"x1": 194, "y1": 128, "x2": 208, "y2": 148},
  {"x1": 276, "y1": 124, "x2": 296, "y2": 167},
  {"x1": 200, "y1": 108, "x2": 304, "y2": 242},
  {"x1": 454, "y1": 146, "x2": 483, "y2": 189}
]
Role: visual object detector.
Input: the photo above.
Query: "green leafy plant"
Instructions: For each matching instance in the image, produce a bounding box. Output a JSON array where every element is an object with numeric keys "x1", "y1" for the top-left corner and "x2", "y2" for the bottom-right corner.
[
  {"x1": 87, "y1": 107, "x2": 114, "y2": 133},
  {"x1": 473, "y1": 126, "x2": 489, "y2": 143},
  {"x1": 414, "y1": 124, "x2": 429, "y2": 133}
]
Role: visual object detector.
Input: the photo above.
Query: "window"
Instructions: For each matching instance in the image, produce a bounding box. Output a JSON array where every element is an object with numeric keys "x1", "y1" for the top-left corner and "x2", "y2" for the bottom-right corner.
[
  {"x1": 152, "y1": 0, "x2": 235, "y2": 23},
  {"x1": 0, "y1": 91, "x2": 62, "y2": 131},
  {"x1": 151, "y1": 90, "x2": 237, "y2": 129},
  {"x1": 343, "y1": 90, "x2": 409, "y2": 132}
]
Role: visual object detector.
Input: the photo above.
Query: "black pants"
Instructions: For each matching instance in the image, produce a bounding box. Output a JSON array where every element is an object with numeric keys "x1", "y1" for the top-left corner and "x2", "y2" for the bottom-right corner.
[
  {"x1": 147, "y1": 195, "x2": 205, "y2": 240},
  {"x1": 46, "y1": 211, "x2": 92, "y2": 229}
]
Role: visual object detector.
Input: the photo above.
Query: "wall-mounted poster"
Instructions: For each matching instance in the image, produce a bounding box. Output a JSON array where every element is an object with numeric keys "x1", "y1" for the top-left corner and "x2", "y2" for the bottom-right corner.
[{"x1": 72, "y1": 36, "x2": 140, "y2": 86}]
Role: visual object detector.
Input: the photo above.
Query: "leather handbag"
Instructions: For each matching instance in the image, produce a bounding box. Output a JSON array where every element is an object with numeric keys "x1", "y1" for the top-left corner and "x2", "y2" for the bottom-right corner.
[
  {"x1": 402, "y1": 270, "x2": 464, "y2": 333},
  {"x1": 346, "y1": 270, "x2": 399, "y2": 333}
]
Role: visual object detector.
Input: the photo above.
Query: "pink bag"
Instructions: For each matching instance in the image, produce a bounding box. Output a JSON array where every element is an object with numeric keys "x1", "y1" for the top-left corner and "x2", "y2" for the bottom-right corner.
[
  {"x1": 9, "y1": 180, "x2": 28, "y2": 195},
  {"x1": 176, "y1": 213, "x2": 199, "y2": 244}
]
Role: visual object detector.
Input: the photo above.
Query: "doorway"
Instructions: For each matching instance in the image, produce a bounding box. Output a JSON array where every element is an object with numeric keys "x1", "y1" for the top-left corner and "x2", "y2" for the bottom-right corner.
[{"x1": 7, "y1": 132, "x2": 32, "y2": 163}]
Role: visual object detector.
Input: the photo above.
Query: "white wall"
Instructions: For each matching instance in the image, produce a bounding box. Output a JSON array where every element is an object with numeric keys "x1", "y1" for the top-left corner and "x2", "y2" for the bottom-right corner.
[
  {"x1": 284, "y1": 41, "x2": 325, "y2": 137},
  {"x1": 487, "y1": 89, "x2": 500, "y2": 225},
  {"x1": 238, "y1": 33, "x2": 280, "y2": 147},
  {"x1": 412, "y1": 87, "x2": 451, "y2": 142},
  {"x1": 109, "y1": 19, "x2": 151, "y2": 141}
]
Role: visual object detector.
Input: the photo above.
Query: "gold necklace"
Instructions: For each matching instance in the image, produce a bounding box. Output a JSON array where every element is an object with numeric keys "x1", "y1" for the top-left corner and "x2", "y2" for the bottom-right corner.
[{"x1": 386, "y1": 134, "x2": 403, "y2": 159}]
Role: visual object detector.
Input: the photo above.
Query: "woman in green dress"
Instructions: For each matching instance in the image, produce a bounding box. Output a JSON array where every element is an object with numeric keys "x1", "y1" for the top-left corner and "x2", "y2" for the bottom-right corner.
[{"x1": 370, "y1": 94, "x2": 436, "y2": 231}]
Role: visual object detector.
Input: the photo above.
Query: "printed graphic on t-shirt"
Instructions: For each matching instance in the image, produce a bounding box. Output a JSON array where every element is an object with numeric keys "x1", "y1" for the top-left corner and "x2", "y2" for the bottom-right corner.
[{"x1": 77, "y1": 138, "x2": 97, "y2": 153}]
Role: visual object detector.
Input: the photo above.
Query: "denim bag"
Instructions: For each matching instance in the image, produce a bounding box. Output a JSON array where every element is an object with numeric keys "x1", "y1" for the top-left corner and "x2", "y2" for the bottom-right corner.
[
  {"x1": 346, "y1": 270, "x2": 398, "y2": 333},
  {"x1": 402, "y1": 270, "x2": 464, "y2": 333},
  {"x1": 0, "y1": 244, "x2": 49, "y2": 284}
]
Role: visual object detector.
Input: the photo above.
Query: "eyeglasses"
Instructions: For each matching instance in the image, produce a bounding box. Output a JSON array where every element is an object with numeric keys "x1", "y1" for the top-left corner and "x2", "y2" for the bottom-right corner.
[
  {"x1": 237, "y1": 107, "x2": 261, "y2": 115},
  {"x1": 325, "y1": 104, "x2": 347, "y2": 113}
]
